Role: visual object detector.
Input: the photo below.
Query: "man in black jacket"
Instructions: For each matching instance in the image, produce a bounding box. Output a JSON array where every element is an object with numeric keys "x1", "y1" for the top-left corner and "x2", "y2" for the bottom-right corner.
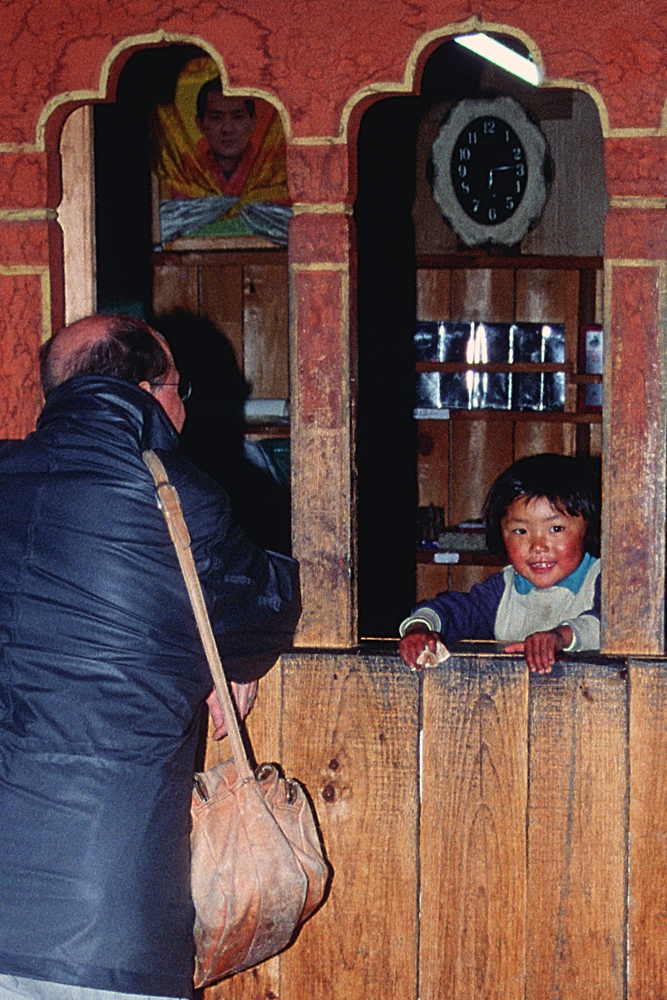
[{"x1": 0, "y1": 314, "x2": 301, "y2": 1000}]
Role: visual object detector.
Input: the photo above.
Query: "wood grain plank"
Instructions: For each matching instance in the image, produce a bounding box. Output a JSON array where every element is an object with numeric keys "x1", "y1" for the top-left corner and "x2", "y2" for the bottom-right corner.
[
  {"x1": 291, "y1": 425, "x2": 354, "y2": 646},
  {"x1": 200, "y1": 261, "x2": 245, "y2": 372},
  {"x1": 514, "y1": 419, "x2": 576, "y2": 459},
  {"x1": 417, "y1": 418, "x2": 449, "y2": 508},
  {"x1": 526, "y1": 662, "x2": 627, "y2": 1000},
  {"x1": 152, "y1": 261, "x2": 199, "y2": 317},
  {"x1": 420, "y1": 656, "x2": 528, "y2": 1000},
  {"x1": 417, "y1": 268, "x2": 451, "y2": 321},
  {"x1": 243, "y1": 263, "x2": 289, "y2": 399},
  {"x1": 451, "y1": 269, "x2": 515, "y2": 323},
  {"x1": 279, "y1": 652, "x2": 420, "y2": 1000},
  {"x1": 416, "y1": 561, "x2": 450, "y2": 603},
  {"x1": 449, "y1": 419, "x2": 513, "y2": 525},
  {"x1": 628, "y1": 659, "x2": 667, "y2": 1000},
  {"x1": 603, "y1": 265, "x2": 666, "y2": 654},
  {"x1": 59, "y1": 105, "x2": 96, "y2": 324},
  {"x1": 449, "y1": 564, "x2": 499, "y2": 594}
]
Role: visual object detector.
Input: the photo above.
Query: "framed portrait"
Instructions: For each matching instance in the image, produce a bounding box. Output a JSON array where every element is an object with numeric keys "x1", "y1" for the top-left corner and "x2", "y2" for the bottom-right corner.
[{"x1": 152, "y1": 56, "x2": 291, "y2": 249}]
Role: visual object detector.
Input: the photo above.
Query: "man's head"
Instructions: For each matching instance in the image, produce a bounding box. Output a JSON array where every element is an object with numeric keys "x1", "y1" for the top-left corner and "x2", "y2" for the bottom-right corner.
[
  {"x1": 40, "y1": 314, "x2": 186, "y2": 433},
  {"x1": 196, "y1": 79, "x2": 256, "y2": 175}
]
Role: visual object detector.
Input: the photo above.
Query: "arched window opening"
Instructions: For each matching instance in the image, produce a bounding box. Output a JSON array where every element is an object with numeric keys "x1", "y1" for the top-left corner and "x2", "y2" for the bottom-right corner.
[
  {"x1": 356, "y1": 35, "x2": 607, "y2": 638},
  {"x1": 59, "y1": 44, "x2": 292, "y2": 554}
]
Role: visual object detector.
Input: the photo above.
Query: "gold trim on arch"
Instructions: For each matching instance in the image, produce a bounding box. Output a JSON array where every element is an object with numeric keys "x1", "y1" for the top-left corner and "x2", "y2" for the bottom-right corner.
[
  {"x1": 0, "y1": 30, "x2": 294, "y2": 154},
  {"x1": 605, "y1": 259, "x2": 667, "y2": 268},
  {"x1": 1, "y1": 22, "x2": 663, "y2": 154},
  {"x1": 0, "y1": 265, "x2": 52, "y2": 340},
  {"x1": 290, "y1": 262, "x2": 349, "y2": 272},
  {"x1": 292, "y1": 19, "x2": 665, "y2": 143},
  {"x1": 609, "y1": 196, "x2": 667, "y2": 210},
  {"x1": 292, "y1": 203, "x2": 353, "y2": 215},
  {"x1": 0, "y1": 209, "x2": 58, "y2": 221}
]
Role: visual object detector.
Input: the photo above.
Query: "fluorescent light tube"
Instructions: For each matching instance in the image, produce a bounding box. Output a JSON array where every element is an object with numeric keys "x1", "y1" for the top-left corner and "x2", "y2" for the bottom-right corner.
[{"x1": 455, "y1": 33, "x2": 541, "y2": 86}]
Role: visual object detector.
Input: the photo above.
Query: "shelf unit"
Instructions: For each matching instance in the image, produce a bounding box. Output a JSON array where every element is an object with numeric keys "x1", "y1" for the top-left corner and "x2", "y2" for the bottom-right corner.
[{"x1": 414, "y1": 253, "x2": 603, "y2": 601}]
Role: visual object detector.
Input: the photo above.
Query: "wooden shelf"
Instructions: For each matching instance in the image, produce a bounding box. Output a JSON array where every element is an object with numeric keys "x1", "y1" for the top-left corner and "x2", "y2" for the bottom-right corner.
[
  {"x1": 416, "y1": 550, "x2": 502, "y2": 567},
  {"x1": 416, "y1": 252, "x2": 603, "y2": 271},
  {"x1": 416, "y1": 361, "x2": 572, "y2": 374},
  {"x1": 416, "y1": 409, "x2": 601, "y2": 423}
]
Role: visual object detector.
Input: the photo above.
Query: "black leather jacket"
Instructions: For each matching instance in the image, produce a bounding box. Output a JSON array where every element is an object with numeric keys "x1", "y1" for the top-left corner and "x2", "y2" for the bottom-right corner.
[{"x1": 0, "y1": 377, "x2": 300, "y2": 998}]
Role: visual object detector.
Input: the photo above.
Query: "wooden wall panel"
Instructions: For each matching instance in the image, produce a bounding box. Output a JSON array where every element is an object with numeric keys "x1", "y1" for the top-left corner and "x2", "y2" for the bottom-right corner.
[
  {"x1": 417, "y1": 419, "x2": 449, "y2": 508},
  {"x1": 200, "y1": 651, "x2": 655, "y2": 1000},
  {"x1": 153, "y1": 262, "x2": 199, "y2": 317},
  {"x1": 200, "y1": 262, "x2": 244, "y2": 369},
  {"x1": 451, "y1": 268, "x2": 515, "y2": 322},
  {"x1": 417, "y1": 268, "x2": 451, "y2": 321},
  {"x1": 420, "y1": 656, "x2": 528, "y2": 1000},
  {"x1": 514, "y1": 419, "x2": 576, "y2": 459},
  {"x1": 449, "y1": 564, "x2": 498, "y2": 593},
  {"x1": 280, "y1": 653, "x2": 420, "y2": 1000},
  {"x1": 243, "y1": 263, "x2": 289, "y2": 398},
  {"x1": 527, "y1": 663, "x2": 627, "y2": 1000},
  {"x1": 153, "y1": 251, "x2": 289, "y2": 402},
  {"x1": 449, "y1": 419, "x2": 513, "y2": 524},
  {"x1": 628, "y1": 660, "x2": 667, "y2": 1000},
  {"x1": 515, "y1": 269, "x2": 579, "y2": 327},
  {"x1": 416, "y1": 562, "x2": 449, "y2": 603}
]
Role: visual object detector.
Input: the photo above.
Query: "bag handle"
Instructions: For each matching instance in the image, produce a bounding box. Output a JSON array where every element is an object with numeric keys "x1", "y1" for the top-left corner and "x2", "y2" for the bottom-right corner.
[{"x1": 142, "y1": 449, "x2": 253, "y2": 782}]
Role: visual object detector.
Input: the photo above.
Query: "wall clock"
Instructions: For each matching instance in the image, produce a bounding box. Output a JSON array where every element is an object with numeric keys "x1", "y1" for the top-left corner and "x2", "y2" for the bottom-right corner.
[{"x1": 430, "y1": 95, "x2": 551, "y2": 248}]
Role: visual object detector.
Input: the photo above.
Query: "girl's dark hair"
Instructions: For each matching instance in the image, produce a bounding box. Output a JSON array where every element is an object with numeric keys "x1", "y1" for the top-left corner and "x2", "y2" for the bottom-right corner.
[
  {"x1": 483, "y1": 453, "x2": 601, "y2": 561},
  {"x1": 40, "y1": 315, "x2": 170, "y2": 395}
]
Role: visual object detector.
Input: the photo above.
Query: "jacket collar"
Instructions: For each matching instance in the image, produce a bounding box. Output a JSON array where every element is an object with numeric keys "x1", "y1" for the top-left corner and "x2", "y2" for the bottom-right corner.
[{"x1": 37, "y1": 376, "x2": 180, "y2": 452}]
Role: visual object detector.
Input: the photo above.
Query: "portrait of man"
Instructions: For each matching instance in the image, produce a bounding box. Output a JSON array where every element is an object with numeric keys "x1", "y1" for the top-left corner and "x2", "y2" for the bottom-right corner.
[{"x1": 153, "y1": 56, "x2": 291, "y2": 245}]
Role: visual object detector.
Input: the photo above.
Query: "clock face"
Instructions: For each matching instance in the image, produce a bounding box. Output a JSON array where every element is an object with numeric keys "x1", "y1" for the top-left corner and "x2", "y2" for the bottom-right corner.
[
  {"x1": 451, "y1": 116, "x2": 528, "y2": 226},
  {"x1": 430, "y1": 96, "x2": 550, "y2": 249}
]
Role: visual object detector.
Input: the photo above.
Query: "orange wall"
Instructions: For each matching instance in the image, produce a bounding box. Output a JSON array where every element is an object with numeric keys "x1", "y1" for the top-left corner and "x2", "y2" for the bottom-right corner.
[
  {"x1": 1, "y1": 0, "x2": 665, "y2": 650},
  {"x1": 0, "y1": 1, "x2": 665, "y2": 438}
]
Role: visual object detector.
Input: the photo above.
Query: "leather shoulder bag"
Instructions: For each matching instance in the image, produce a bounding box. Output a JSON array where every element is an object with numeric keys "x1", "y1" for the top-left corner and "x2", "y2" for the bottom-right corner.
[{"x1": 143, "y1": 449, "x2": 329, "y2": 989}]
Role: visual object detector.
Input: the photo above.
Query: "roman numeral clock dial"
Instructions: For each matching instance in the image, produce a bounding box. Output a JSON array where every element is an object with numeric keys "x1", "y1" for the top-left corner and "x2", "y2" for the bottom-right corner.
[{"x1": 430, "y1": 96, "x2": 551, "y2": 248}]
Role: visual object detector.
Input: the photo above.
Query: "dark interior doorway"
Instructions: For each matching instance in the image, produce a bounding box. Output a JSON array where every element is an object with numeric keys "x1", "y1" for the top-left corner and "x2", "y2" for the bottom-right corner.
[{"x1": 355, "y1": 40, "x2": 486, "y2": 638}]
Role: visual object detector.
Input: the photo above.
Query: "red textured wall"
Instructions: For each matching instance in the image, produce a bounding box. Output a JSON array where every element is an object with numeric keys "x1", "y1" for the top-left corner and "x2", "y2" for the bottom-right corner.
[
  {"x1": 0, "y1": 3, "x2": 665, "y2": 429},
  {"x1": 1, "y1": 0, "x2": 665, "y2": 440},
  {"x1": 1, "y1": 0, "x2": 665, "y2": 649}
]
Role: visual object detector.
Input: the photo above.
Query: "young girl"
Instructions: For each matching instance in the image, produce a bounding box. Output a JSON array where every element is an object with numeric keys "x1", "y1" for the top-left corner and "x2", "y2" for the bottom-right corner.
[{"x1": 399, "y1": 453, "x2": 601, "y2": 674}]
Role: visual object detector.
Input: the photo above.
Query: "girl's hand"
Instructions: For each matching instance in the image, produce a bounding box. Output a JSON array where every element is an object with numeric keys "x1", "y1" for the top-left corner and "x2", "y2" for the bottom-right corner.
[
  {"x1": 399, "y1": 627, "x2": 441, "y2": 672},
  {"x1": 505, "y1": 625, "x2": 573, "y2": 674}
]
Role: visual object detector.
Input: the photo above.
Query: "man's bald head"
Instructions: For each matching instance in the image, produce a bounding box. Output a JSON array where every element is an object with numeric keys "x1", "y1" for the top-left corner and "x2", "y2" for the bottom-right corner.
[{"x1": 40, "y1": 314, "x2": 171, "y2": 396}]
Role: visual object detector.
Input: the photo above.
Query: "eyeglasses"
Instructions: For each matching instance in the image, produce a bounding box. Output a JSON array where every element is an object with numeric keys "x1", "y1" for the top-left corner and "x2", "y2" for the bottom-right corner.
[{"x1": 151, "y1": 376, "x2": 192, "y2": 402}]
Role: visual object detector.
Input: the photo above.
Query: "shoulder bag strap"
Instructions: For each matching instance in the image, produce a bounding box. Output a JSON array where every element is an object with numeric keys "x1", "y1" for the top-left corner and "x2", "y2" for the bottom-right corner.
[{"x1": 142, "y1": 449, "x2": 253, "y2": 781}]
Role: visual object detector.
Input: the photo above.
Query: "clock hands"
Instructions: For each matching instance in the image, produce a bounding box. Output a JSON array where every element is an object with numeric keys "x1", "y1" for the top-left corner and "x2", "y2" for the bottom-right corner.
[{"x1": 488, "y1": 165, "x2": 515, "y2": 190}]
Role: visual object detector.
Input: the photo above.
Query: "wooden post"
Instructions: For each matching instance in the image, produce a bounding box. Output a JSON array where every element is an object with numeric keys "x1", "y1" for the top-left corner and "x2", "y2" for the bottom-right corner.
[
  {"x1": 602, "y1": 135, "x2": 667, "y2": 654},
  {"x1": 287, "y1": 140, "x2": 358, "y2": 647}
]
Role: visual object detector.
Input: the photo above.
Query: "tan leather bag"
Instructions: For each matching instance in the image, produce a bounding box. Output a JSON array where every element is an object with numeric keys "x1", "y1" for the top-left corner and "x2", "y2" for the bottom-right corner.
[{"x1": 143, "y1": 450, "x2": 329, "y2": 989}]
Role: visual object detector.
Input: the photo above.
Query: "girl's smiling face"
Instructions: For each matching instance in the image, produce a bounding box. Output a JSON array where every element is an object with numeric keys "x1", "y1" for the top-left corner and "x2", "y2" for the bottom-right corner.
[{"x1": 501, "y1": 495, "x2": 587, "y2": 589}]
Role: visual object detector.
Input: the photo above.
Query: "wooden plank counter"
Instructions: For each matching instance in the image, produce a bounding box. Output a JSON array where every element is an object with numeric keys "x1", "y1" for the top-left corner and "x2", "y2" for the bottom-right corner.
[{"x1": 203, "y1": 648, "x2": 667, "y2": 1000}]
